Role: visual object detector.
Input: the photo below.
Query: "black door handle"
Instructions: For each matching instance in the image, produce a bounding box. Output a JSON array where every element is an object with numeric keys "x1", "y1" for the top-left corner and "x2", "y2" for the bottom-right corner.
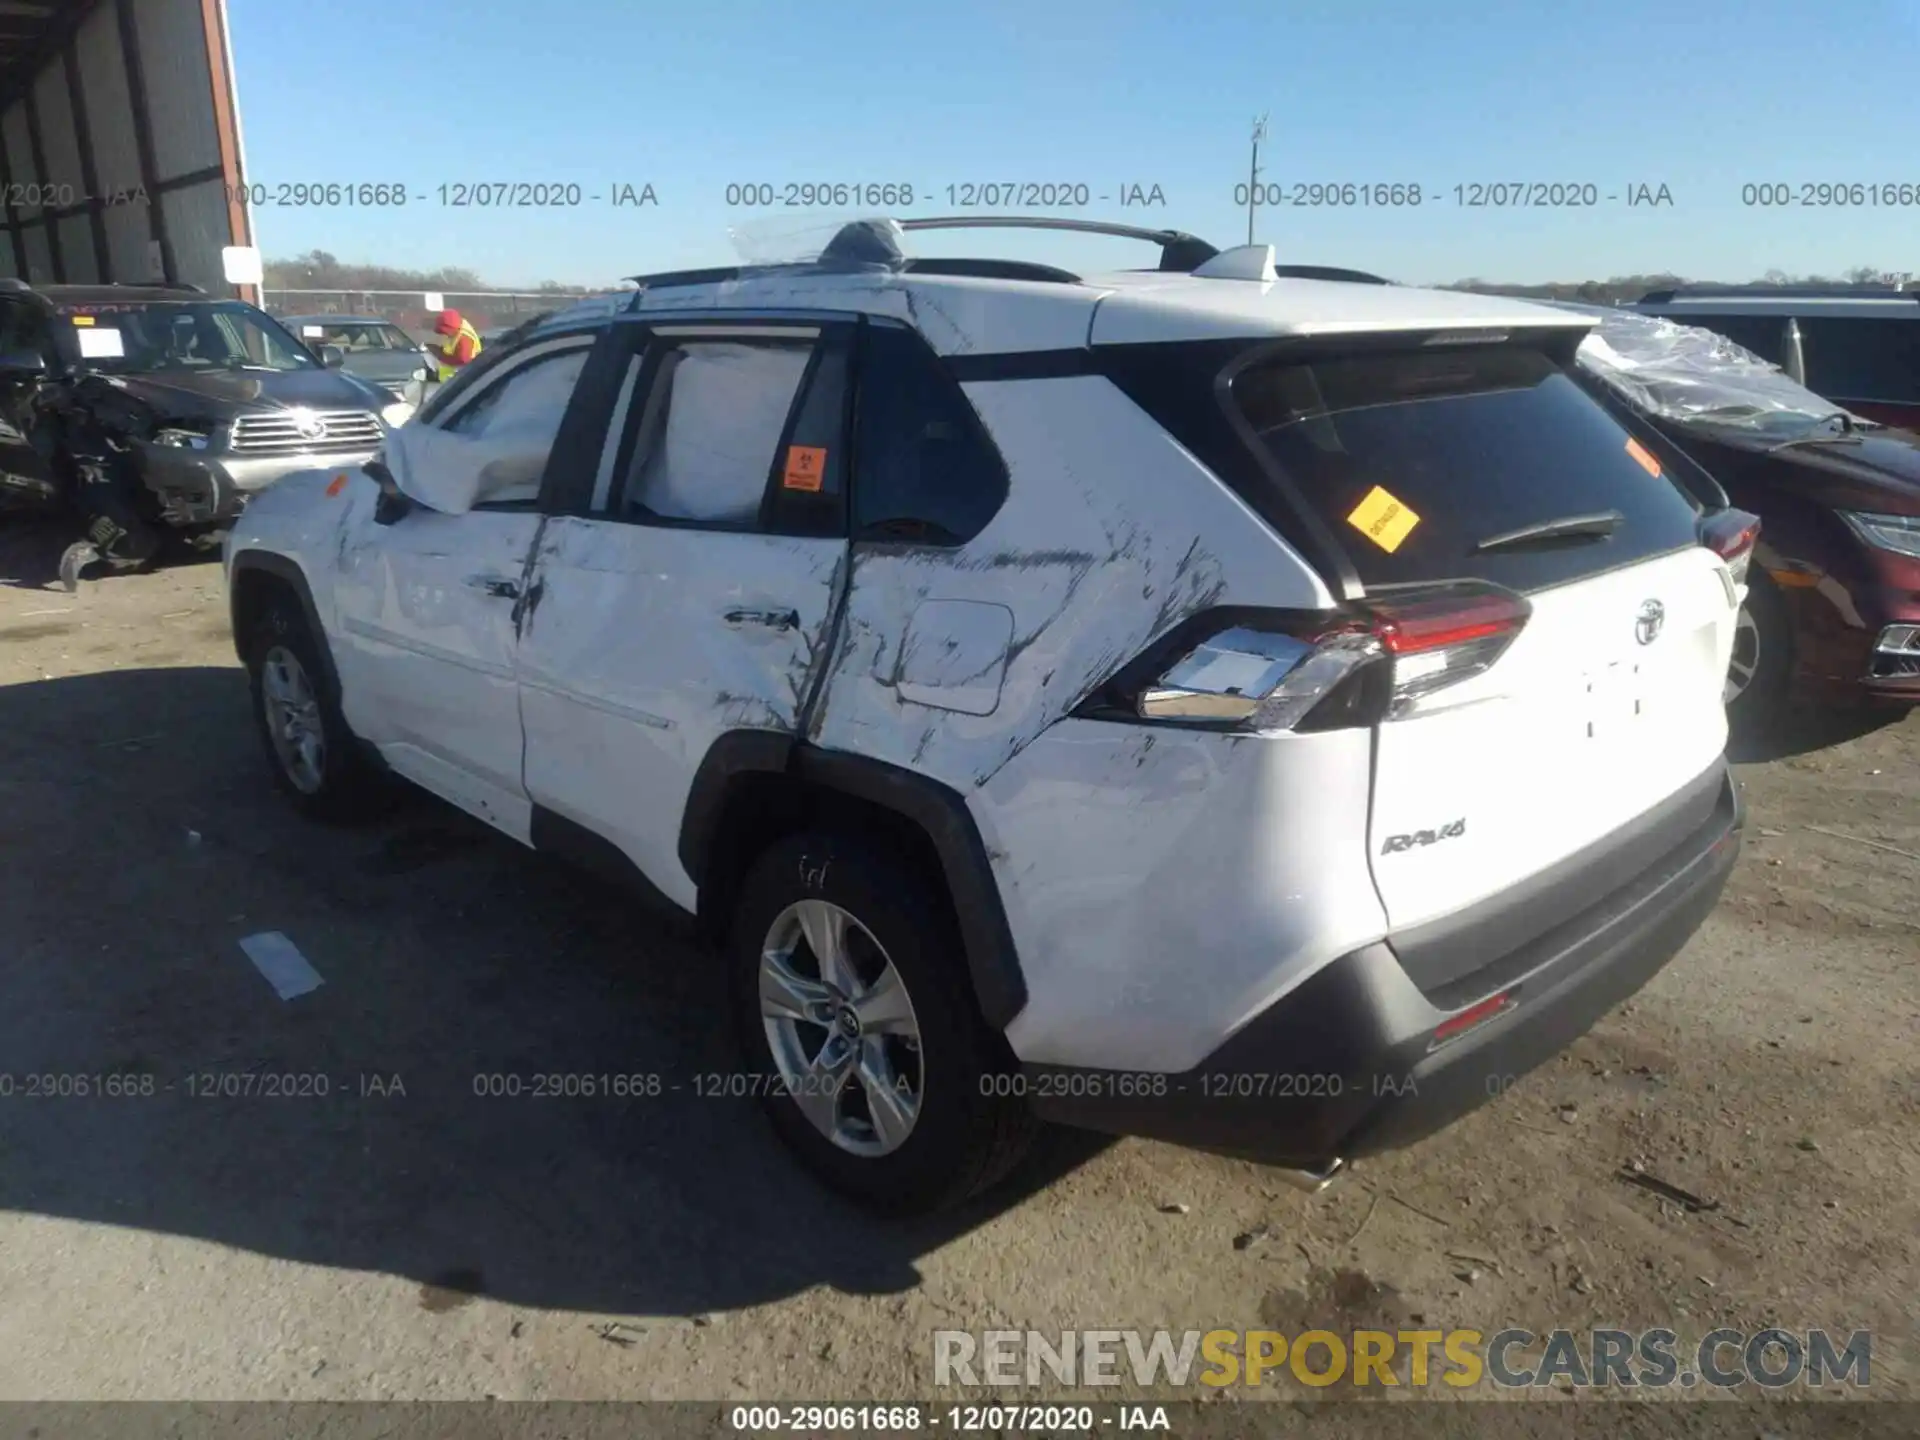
[
  {"x1": 471, "y1": 576, "x2": 520, "y2": 600},
  {"x1": 724, "y1": 607, "x2": 800, "y2": 632}
]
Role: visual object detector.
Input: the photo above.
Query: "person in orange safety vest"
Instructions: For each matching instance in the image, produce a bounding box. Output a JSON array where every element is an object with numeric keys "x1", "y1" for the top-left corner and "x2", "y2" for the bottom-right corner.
[{"x1": 428, "y1": 309, "x2": 482, "y2": 382}]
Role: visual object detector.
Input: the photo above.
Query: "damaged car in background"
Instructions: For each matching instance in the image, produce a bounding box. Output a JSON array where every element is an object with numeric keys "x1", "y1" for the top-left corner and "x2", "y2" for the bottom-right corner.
[
  {"x1": 223, "y1": 218, "x2": 1749, "y2": 1215},
  {"x1": 1572, "y1": 304, "x2": 1920, "y2": 724},
  {"x1": 0, "y1": 280, "x2": 405, "y2": 584}
]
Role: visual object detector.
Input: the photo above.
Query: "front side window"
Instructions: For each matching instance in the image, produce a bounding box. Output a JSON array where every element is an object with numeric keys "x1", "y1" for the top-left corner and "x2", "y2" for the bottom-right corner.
[
  {"x1": 385, "y1": 342, "x2": 594, "y2": 512},
  {"x1": 444, "y1": 345, "x2": 591, "y2": 443},
  {"x1": 54, "y1": 301, "x2": 317, "y2": 373}
]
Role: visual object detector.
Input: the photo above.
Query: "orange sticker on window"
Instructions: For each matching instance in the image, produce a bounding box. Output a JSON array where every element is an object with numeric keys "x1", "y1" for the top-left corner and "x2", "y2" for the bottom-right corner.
[
  {"x1": 782, "y1": 445, "x2": 827, "y2": 493},
  {"x1": 325, "y1": 473, "x2": 349, "y2": 497},
  {"x1": 1625, "y1": 436, "x2": 1662, "y2": 477},
  {"x1": 70, "y1": 315, "x2": 94, "y2": 326},
  {"x1": 1346, "y1": 485, "x2": 1421, "y2": 553}
]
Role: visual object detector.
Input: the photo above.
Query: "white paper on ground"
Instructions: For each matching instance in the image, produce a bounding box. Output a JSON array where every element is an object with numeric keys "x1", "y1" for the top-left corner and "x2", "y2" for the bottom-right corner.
[{"x1": 239, "y1": 931, "x2": 325, "y2": 1000}]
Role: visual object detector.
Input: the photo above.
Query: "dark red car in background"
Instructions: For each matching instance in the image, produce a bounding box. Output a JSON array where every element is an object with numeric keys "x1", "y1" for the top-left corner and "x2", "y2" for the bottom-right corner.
[{"x1": 1573, "y1": 305, "x2": 1920, "y2": 726}]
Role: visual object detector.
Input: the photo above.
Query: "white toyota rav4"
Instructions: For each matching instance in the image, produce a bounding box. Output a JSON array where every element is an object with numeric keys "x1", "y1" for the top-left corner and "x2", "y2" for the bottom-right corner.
[{"x1": 223, "y1": 218, "x2": 1751, "y2": 1214}]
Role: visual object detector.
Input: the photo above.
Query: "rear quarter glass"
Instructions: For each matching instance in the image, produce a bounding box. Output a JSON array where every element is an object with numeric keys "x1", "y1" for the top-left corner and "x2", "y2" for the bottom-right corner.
[{"x1": 1233, "y1": 344, "x2": 1705, "y2": 593}]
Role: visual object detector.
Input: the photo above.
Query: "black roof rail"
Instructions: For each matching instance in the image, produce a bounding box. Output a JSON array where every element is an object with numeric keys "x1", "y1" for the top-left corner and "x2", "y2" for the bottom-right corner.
[
  {"x1": 902, "y1": 257, "x2": 1082, "y2": 283},
  {"x1": 895, "y1": 216, "x2": 1220, "y2": 272},
  {"x1": 1271, "y1": 264, "x2": 1392, "y2": 285},
  {"x1": 621, "y1": 216, "x2": 1222, "y2": 293},
  {"x1": 1640, "y1": 283, "x2": 1918, "y2": 303}
]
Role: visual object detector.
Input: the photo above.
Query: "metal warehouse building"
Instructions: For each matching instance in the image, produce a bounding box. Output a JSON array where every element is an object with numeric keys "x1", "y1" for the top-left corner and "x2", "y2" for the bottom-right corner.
[{"x1": 0, "y1": 0, "x2": 253, "y2": 297}]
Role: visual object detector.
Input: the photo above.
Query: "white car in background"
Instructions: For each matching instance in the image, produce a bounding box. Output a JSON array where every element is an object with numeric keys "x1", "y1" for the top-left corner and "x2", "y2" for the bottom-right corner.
[{"x1": 223, "y1": 218, "x2": 1748, "y2": 1214}]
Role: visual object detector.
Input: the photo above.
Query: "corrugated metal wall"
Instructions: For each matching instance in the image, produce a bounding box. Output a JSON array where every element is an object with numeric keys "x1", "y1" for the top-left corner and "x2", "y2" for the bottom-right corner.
[{"x1": 0, "y1": 0, "x2": 253, "y2": 297}]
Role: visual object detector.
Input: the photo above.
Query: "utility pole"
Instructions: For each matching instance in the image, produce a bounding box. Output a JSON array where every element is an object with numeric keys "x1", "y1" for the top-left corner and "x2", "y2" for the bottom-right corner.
[{"x1": 1247, "y1": 114, "x2": 1268, "y2": 245}]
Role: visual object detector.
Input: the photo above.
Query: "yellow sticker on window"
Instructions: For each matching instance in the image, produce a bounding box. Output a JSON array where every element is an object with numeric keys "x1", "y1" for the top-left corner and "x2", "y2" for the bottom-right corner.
[
  {"x1": 71, "y1": 315, "x2": 95, "y2": 326},
  {"x1": 1346, "y1": 485, "x2": 1420, "y2": 553},
  {"x1": 782, "y1": 444, "x2": 827, "y2": 493},
  {"x1": 1625, "y1": 436, "x2": 1662, "y2": 477}
]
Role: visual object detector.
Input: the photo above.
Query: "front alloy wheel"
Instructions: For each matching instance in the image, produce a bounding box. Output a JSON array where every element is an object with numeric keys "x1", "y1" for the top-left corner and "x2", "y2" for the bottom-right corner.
[
  {"x1": 260, "y1": 644, "x2": 326, "y2": 794},
  {"x1": 759, "y1": 898, "x2": 923, "y2": 1157}
]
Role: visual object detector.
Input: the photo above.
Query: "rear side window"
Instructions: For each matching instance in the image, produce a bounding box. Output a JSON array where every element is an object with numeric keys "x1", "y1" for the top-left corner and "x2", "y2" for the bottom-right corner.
[
  {"x1": 1670, "y1": 313, "x2": 1785, "y2": 363},
  {"x1": 852, "y1": 324, "x2": 1008, "y2": 544},
  {"x1": 1797, "y1": 317, "x2": 1920, "y2": 403},
  {"x1": 1232, "y1": 344, "x2": 1703, "y2": 593},
  {"x1": 620, "y1": 338, "x2": 814, "y2": 524}
]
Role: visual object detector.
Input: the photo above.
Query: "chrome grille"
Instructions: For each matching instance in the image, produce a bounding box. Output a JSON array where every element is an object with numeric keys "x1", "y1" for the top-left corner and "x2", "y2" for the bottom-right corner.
[{"x1": 229, "y1": 410, "x2": 383, "y2": 455}]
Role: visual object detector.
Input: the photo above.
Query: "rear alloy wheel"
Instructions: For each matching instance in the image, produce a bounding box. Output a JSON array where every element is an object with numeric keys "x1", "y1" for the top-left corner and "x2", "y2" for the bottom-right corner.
[
  {"x1": 1725, "y1": 569, "x2": 1793, "y2": 730},
  {"x1": 1724, "y1": 605, "x2": 1762, "y2": 706},
  {"x1": 759, "y1": 898, "x2": 924, "y2": 1157},
  {"x1": 728, "y1": 830, "x2": 1037, "y2": 1214}
]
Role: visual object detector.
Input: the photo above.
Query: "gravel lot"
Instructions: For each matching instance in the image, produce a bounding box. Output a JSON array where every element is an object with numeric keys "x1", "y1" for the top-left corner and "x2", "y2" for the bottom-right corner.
[{"x1": 1, "y1": 519, "x2": 1915, "y2": 1411}]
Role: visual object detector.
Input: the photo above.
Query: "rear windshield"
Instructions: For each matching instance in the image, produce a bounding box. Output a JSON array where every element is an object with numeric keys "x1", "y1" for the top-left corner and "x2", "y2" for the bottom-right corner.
[{"x1": 1232, "y1": 344, "x2": 1703, "y2": 593}]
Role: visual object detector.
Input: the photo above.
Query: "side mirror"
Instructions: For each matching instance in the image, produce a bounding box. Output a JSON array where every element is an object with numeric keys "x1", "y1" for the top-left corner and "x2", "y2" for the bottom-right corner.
[
  {"x1": 319, "y1": 345, "x2": 346, "y2": 369},
  {"x1": 0, "y1": 348, "x2": 47, "y2": 377},
  {"x1": 366, "y1": 459, "x2": 414, "y2": 526}
]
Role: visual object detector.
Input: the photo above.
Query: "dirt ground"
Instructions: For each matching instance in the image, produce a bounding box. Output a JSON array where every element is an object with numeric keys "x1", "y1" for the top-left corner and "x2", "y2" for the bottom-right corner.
[{"x1": 0, "y1": 518, "x2": 1914, "y2": 1415}]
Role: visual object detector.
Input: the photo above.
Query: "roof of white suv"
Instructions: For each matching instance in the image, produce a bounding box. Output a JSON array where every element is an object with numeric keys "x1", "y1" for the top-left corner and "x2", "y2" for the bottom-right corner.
[
  {"x1": 536, "y1": 216, "x2": 1599, "y2": 359},
  {"x1": 616, "y1": 266, "x2": 1596, "y2": 358}
]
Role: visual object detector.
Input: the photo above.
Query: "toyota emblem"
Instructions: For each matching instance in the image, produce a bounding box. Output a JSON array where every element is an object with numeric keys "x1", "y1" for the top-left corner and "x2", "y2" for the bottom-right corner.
[
  {"x1": 1634, "y1": 599, "x2": 1666, "y2": 646},
  {"x1": 293, "y1": 411, "x2": 327, "y2": 442}
]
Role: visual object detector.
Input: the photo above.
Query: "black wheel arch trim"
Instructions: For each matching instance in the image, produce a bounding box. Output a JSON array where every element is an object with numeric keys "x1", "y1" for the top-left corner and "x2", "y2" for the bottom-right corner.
[
  {"x1": 227, "y1": 550, "x2": 341, "y2": 702},
  {"x1": 680, "y1": 731, "x2": 1030, "y2": 1030}
]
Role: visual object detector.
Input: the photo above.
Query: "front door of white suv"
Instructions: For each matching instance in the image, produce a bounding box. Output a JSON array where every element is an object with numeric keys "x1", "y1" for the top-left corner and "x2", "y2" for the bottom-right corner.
[
  {"x1": 330, "y1": 335, "x2": 596, "y2": 837},
  {"x1": 515, "y1": 317, "x2": 854, "y2": 907}
]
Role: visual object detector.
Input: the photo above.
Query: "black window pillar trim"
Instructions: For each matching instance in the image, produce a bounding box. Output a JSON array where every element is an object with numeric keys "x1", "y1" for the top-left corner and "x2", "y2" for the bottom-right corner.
[{"x1": 679, "y1": 733, "x2": 1030, "y2": 1031}]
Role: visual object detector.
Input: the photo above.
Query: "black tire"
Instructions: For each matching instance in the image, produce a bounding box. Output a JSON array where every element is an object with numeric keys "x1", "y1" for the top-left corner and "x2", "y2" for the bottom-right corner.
[
  {"x1": 727, "y1": 829, "x2": 1038, "y2": 1215},
  {"x1": 1727, "y1": 568, "x2": 1794, "y2": 732},
  {"x1": 242, "y1": 591, "x2": 391, "y2": 822}
]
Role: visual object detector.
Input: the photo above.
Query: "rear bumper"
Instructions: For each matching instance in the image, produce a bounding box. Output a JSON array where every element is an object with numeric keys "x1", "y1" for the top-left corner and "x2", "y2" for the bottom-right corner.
[{"x1": 1024, "y1": 760, "x2": 1743, "y2": 1167}]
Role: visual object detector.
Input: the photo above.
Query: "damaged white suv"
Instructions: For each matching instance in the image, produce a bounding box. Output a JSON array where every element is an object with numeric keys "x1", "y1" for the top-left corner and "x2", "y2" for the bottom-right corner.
[{"x1": 224, "y1": 218, "x2": 1749, "y2": 1214}]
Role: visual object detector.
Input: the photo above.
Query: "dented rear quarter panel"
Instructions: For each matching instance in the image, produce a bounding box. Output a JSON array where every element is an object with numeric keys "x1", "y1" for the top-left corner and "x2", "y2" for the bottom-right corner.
[{"x1": 807, "y1": 373, "x2": 1336, "y2": 793}]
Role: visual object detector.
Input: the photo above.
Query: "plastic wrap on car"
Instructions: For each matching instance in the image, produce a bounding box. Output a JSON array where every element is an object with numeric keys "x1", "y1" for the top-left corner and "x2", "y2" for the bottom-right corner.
[{"x1": 1575, "y1": 309, "x2": 1840, "y2": 425}]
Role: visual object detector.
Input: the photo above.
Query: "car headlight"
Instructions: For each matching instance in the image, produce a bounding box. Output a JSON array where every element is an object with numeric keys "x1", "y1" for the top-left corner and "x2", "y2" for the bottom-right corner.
[
  {"x1": 153, "y1": 427, "x2": 211, "y2": 450},
  {"x1": 1839, "y1": 511, "x2": 1920, "y2": 561},
  {"x1": 380, "y1": 400, "x2": 415, "y2": 428}
]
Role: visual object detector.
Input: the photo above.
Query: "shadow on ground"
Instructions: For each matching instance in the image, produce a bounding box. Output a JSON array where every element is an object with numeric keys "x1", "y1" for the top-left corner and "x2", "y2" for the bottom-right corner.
[
  {"x1": 0, "y1": 664, "x2": 1112, "y2": 1320},
  {"x1": 1727, "y1": 702, "x2": 1910, "y2": 764}
]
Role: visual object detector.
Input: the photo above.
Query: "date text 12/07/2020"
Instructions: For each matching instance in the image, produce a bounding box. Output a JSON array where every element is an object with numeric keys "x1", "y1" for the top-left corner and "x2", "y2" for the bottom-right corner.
[
  {"x1": 1232, "y1": 181, "x2": 1676, "y2": 208},
  {"x1": 720, "y1": 182, "x2": 1168, "y2": 209},
  {"x1": 979, "y1": 1071, "x2": 1420, "y2": 1101},
  {"x1": 221, "y1": 182, "x2": 659, "y2": 208}
]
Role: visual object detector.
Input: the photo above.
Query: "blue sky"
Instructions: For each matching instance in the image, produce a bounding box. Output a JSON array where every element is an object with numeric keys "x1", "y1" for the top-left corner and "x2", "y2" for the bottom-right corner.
[{"x1": 228, "y1": 0, "x2": 1920, "y2": 289}]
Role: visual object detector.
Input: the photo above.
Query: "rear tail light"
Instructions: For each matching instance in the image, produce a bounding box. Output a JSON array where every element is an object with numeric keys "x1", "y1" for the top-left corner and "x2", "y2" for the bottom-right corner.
[
  {"x1": 1699, "y1": 508, "x2": 1760, "y2": 586},
  {"x1": 1079, "y1": 582, "x2": 1532, "y2": 734}
]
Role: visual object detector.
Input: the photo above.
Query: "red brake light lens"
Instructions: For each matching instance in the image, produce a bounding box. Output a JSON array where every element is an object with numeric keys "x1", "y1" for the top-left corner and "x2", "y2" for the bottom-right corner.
[{"x1": 1079, "y1": 583, "x2": 1532, "y2": 734}]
